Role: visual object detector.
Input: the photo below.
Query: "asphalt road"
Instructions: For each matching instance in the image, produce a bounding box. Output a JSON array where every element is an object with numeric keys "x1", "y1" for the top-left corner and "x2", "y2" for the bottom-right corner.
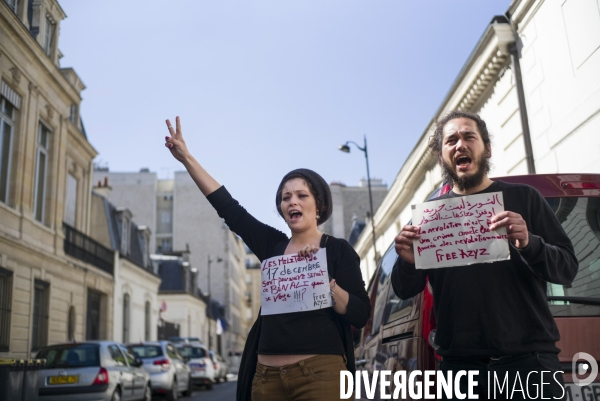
[{"x1": 178, "y1": 376, "x2": 238, "y2": 401}]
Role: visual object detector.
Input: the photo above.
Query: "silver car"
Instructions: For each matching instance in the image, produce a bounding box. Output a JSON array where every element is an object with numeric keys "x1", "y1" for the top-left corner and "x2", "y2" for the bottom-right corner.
[
  {"x1": 36, "y1": 341, "x2": 151, "y2": 401},
  {"x1": 129, "y1": 341, "x2": 192, "y2": 401},
  {"x1": 209, "y1": 350, "x2": 229, "y2": 383},
  {"x1": 176, "y1": 343, "x2": 215, "y2": 389}
]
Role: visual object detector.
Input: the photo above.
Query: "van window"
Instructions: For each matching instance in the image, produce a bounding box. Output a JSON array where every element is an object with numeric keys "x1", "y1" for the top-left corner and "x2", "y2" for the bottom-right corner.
[
  {"x1": 369, "y1": 247, "x2": 398, "y2": 335},
  {"x1": 546, "y1": 197, "x2": 600, "y2": 317}
]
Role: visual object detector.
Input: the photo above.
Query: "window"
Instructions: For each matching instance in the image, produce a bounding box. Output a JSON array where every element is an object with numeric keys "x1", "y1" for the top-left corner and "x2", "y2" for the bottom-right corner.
[
  {"x1": 38, "y1": 343, "x2": 100, "y2": 369},
  {"x1": 108, "y1": 344, "x2": 126, "y2": 366},
  {"x1": 121, "y1": 217, "x2": 129, "y2": 255},
  {"x1": 34, "y1": 123, "x2": 50, "y2": 223},
  {"x1": 159, "y1": 238, "x2": 172, "y2": 252},
  {"x1": 122, "y1": 293, "x2": 130, "y2": 343},
  {"x1": 64, "y1": 173, "x2": 77, "y2": 227},
  {"x1": 166, "y1": 344, "x2": 181, "y2": 360},
  {"x1": 130, "y1": 345, "x2": 163, "y2": 358},
  {"x1": 0, "y1": 96, "x2": 15, "y2": 204},
  {"x1": 31, "y1": 279, "x2": 49, "y2": 351},
  {"x1": 141, "y1": 229, "x2": 150, "y2": 268},
  {"x1": 161, "y1": 212, "x2": 171, "y2": 223},
  {"x1": 86, "y1": 289, "x2": 101, "y2": 340},
  {"x1": 0, "y1": 267, "x2": 13, "y2": 351},
  {"x1": 144, "y1": 301, "x2": 151, "y2": 341},
  {"x1": 4, "y1": 0, "x2": 18, "y2": 13},
  {"x1": 43, "y1": 16, "x2": 55, "y2": 56},
  {"x1": 119, "y1": 345, "x2": 137, "y2": 366},
  {"x1": 69, "y1": 104, "x2": 77, "y2": 124},
  {"x1": 546, "y1": 197, "x2": 600, "y2": 317}
]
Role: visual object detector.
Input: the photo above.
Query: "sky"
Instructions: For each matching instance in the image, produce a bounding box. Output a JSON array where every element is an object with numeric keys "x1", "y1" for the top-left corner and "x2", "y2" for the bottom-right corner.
[{"x1": 57, "y1": 0, "x2": 510, "y2": 234}]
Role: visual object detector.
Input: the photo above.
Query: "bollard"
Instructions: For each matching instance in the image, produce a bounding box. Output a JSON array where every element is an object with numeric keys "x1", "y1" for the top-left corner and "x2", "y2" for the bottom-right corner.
[
  {"x1": 21, "y1": 359, "x2": 45, "y2": 401},
  {"x1": 0, "y1": 359, "x2": 24, "y2": 401}
]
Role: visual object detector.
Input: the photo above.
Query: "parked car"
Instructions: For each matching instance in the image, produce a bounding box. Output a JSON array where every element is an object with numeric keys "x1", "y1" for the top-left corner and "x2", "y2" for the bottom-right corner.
[
  {"x1": 209, "y1": 350, "x2": 229, "y2": 382},
  {"x1": 168, "y1": 336, "x2": 203, "y2": 345},
  {"x1": 353, "y1": 173, "x2": 600, "y2": 400},
  {"x1": 175, "y1": 342, "x2": 216, "y2": 389},
  {"x1": 128, "y1": 341, "x2": 192, "y2": 400},
  {"x1": 36, "y1": 341, "x2": 151, "y2": 401}
]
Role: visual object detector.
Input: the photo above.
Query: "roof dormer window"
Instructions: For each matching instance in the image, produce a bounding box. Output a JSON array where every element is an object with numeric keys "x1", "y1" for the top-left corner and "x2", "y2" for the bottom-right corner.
[
  {"x1": 43, "y1": 15, "x2": 55, "y2": 56},
  {"x1": 121, "y1": 216, "x2": 129, "y2": 255}
]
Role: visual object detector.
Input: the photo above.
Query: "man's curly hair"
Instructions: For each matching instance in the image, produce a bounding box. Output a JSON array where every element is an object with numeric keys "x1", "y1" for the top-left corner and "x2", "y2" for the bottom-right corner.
[{"x1": 429, "y1": 110, "x2": 491, "y2": 155}]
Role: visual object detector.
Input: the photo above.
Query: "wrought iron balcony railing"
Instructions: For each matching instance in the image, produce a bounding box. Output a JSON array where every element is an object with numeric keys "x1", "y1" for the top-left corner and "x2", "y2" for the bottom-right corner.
[{"x1": 63, "y1": 223, "x2": 114, "y2": 275}]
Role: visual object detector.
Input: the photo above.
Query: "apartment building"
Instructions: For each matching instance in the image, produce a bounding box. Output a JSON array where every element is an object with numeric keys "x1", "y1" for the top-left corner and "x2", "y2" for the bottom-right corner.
[{"x1": 0, "y1": 0, "x2": 113, "y2": 359}]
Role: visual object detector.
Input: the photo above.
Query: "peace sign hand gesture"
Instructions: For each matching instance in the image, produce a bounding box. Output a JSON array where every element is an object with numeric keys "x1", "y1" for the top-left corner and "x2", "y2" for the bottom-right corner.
[{"x1": 165, "y1": 116, "x2": 191, "y2": 164}]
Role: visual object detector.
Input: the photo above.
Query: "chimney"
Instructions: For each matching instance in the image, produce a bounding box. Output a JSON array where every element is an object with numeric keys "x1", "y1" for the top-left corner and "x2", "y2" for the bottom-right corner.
[{"x1": 93, "y1": 176, "x2": 112, "y2": 199}]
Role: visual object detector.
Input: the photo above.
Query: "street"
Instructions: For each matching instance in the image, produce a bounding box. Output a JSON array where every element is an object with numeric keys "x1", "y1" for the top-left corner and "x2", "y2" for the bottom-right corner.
[{"x1": 173, "y1": 376, "x2": 237, "y2": 401}]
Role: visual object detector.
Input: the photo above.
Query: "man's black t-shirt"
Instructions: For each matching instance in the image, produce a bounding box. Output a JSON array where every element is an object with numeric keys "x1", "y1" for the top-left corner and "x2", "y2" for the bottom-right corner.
[{"x1": 391, "y1": 180, "x2": 578, "y2": 358}]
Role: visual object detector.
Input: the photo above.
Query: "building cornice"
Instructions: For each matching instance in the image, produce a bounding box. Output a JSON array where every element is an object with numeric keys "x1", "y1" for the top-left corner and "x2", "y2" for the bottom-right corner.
[
  {"x1": 120, "y1": 257, "x2": 162, "y2": 281},
  {"x1": 352, "y1": 18, "x2": 515, "y2": 263},
  {"x1": 0, "y1": 3, "x2": 85, "y2": 102}
]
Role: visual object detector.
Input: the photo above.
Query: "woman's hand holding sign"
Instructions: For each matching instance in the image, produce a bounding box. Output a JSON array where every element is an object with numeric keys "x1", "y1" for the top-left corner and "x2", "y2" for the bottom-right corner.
[
  {"x1": 489, "y1": 211, "x2": 529, "y2": 249},
  {"x1": 394, "y1": 225, "x2": 421, "y2": 264}
]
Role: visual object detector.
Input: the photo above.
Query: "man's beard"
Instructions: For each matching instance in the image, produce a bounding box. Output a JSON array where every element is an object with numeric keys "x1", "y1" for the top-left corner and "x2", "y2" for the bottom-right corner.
[{"x1": 441, "y1": 153, "x2": 491, "y2": 192}]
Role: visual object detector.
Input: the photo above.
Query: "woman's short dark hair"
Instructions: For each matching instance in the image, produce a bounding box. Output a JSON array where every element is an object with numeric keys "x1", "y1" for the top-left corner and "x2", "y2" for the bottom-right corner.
[
  {"x1": 430, "y1": 110, "x2": 491, "y2": 155},
  {"x1": 275, "y1": 168, "x2": 332, "y2": 226}
]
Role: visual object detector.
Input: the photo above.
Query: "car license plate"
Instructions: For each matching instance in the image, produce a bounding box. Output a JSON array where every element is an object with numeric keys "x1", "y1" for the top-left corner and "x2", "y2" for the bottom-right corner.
[
  {"x1": 48, "y1": 375, "x2": 79, "y2": 385},
  {"x1": 565, "y1": 383, "x2": 600, "y2": 401}
]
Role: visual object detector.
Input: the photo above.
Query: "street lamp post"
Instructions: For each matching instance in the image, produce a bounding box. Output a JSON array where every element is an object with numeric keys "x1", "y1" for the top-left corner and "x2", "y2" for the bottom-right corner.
[
  {"x1": 339, "y1": 135, "x2": 378, "y2": 262},
  {"x1": 207, "y1": 255, "x2": 222, "y2": 349}
]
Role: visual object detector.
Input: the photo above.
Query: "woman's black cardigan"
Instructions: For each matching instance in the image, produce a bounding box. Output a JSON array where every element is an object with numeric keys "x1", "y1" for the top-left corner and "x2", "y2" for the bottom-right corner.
[{"x1": 206, "y1": 186, "x2": 371, "y2": 401}]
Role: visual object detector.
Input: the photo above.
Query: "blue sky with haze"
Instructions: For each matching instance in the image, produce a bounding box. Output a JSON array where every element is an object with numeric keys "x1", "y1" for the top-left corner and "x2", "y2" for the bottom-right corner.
[{"x1": 58, "y1": 0, "x2": 510, "y2": 233}]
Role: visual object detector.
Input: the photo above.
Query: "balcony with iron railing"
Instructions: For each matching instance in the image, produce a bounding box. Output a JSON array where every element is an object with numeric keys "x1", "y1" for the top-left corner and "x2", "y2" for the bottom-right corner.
[{"x1": 63, "y1": 223, "x2": 114, "y2": 275}]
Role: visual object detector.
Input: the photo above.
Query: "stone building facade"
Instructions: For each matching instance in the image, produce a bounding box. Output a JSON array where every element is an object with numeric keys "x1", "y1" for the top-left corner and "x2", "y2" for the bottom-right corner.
[
  {"x1": 89, "y1": 188, "x2": 161, "y2": 344},
  {"x1": 321, "y1": 179, "x2": 388, "y2": 244},
  {"x1": 1, "y1": 0, "x2": 112, "y2": 359},
  {"x1": 353, "y1": 0, "x2": 600, "y2": 282}
]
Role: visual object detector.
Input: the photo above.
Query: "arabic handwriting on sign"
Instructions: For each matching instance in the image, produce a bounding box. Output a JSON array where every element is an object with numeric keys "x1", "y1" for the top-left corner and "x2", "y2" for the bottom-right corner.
[{"x1": 411, "y1": 192, "x2": 509, "y2": 269}]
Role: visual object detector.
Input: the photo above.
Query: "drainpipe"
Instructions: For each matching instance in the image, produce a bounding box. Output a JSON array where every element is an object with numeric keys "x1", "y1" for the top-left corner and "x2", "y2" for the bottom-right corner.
[{"x1": 508, "y1": 32, "x2": 536, "y2": 174}]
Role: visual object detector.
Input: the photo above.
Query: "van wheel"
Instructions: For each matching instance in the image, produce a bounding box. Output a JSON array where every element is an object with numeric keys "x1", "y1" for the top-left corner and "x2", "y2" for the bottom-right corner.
[
  {"x1": 206, "y1": 381, "x2": 213, "y2": 390},
  {"x1": 166, "y1": 379, "x2": 178, "y2": 401}
]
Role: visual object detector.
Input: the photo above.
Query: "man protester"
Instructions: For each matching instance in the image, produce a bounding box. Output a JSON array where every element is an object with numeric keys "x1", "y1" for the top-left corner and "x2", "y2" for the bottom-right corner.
[{"x1": 391, "y1": 110, "x2": 578, "y2": 400}]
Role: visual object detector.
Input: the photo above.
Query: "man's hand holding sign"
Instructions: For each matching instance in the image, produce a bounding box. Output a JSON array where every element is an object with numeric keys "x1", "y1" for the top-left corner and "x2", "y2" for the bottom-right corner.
[
  {"x1": 409, "y1": 192, "x2": 510, "y2": 269},
  {"x1": 396, "y1": 191, "x2": 534, "y2": 269}
]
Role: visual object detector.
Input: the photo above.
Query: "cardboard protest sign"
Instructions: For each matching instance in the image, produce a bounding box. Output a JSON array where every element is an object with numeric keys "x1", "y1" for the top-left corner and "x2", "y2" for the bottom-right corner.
[
  {"x1": 260, "y1": 248, "x2": 332, "y2": 316},
  {"x1": 411, "y1": 191, "x2": 509, "y2": 269}
]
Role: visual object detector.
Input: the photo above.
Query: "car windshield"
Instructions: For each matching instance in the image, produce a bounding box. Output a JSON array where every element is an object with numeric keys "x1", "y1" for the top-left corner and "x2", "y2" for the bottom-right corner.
[
  {"x1": 36, "y1": 343, "x2": 100, "y2": 369},
  {"x1": 177, "y1": 346, "x2": 207, "y2": 358},
  {"x1": 545, "y1": 196, "x2": 600, "y2": 316},
  {"x1": 130, "y1": 345, "x2": 163, "y2": 359}
]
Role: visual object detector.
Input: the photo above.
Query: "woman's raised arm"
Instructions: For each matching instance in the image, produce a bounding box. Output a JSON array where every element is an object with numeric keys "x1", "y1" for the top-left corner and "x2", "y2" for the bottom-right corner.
[{"x1": 165, "y1": 116, "x2": 221, "y2": 196}]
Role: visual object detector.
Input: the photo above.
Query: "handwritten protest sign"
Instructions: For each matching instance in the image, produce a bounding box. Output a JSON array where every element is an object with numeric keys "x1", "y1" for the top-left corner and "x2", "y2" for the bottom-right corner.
[
  {"x1": 260, "y1": 248, "x2": 331, "y2": 316},
  {"x1": 411, "y1": 191, "x2": 509, "y2": 269}
]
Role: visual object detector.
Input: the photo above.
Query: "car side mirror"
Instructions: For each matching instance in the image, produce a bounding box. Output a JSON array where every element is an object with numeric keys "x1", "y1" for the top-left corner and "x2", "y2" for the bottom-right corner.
[{"x1": 134, "y1": 358, "x2": 143, "y2": 367}]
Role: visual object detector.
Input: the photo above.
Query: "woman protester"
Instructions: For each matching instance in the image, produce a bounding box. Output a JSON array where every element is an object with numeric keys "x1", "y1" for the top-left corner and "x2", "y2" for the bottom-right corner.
[{"x1": 164, "y1": 116, "x2": 370, "y2": 401}]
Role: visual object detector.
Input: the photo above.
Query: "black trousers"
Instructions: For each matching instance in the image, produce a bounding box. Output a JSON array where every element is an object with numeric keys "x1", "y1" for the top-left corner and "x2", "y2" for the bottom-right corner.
[{"x1": 440, "y1": 352, "x2": 566, "y2": 400}]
